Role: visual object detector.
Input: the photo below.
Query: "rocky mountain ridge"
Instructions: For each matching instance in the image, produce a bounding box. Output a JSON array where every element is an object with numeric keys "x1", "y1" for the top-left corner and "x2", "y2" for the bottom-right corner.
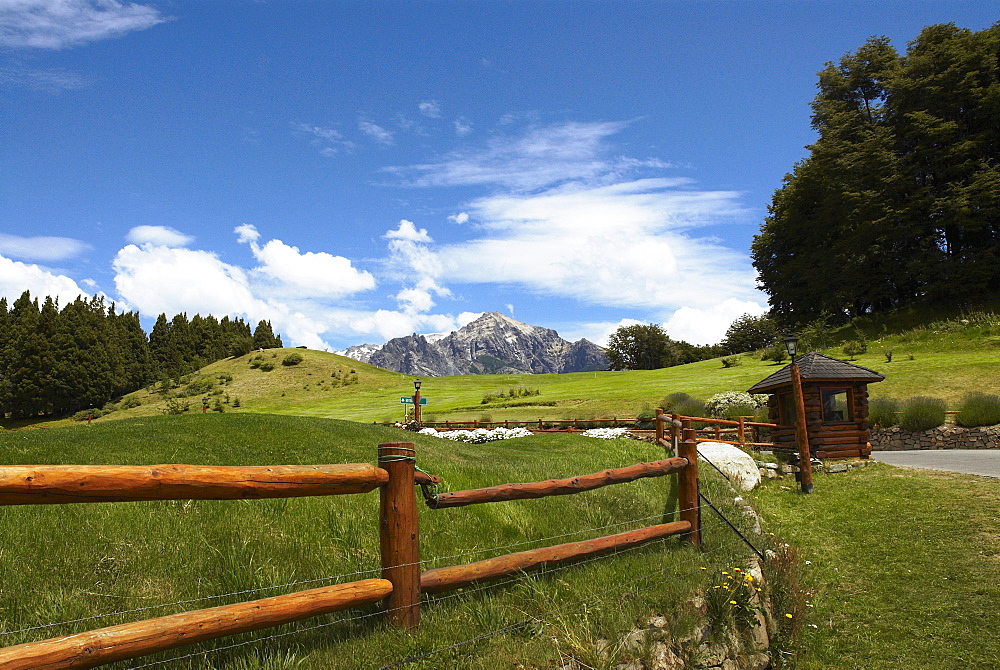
[{"x1": 337, "y1": 312, "x2": 607, "y2": 376}]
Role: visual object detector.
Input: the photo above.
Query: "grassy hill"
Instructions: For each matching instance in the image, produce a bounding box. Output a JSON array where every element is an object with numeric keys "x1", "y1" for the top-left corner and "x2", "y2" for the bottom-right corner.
[{"x1": 5, "y1": 308, "x2": 997, "y2": 434}]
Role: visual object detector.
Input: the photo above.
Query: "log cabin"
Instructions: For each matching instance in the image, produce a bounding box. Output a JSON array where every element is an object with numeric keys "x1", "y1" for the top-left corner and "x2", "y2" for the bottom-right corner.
[{"x1": 747, "y1": 352, "x2": 885, "y2": 459}]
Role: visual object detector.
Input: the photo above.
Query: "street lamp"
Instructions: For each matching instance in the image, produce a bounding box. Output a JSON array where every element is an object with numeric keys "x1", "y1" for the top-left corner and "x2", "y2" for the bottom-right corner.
[{"x1": 783, "y1": 334, "x2": 799, "y2": 361}]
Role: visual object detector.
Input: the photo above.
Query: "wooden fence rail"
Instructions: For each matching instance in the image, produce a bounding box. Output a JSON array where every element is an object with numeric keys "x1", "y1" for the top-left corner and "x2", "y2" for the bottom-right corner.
[{"x1": 0, "y1": 431, "x2": 702, "y2": 667}]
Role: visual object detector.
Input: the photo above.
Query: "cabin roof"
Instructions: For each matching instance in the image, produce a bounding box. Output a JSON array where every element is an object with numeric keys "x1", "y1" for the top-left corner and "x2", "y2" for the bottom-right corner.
[{"x1": 747, "y1": 352, "x2": 885, "y2": 394}]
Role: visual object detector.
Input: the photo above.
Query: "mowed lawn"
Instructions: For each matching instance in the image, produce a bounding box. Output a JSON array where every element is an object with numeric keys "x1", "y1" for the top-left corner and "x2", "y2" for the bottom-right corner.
[{"x1": 751, "y1": 463, "x2": 1000, "y2": 669}]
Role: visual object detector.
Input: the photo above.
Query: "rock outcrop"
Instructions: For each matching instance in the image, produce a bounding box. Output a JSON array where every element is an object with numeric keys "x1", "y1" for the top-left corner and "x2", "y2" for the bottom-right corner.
[{"x1": 341, "y1": 312, "x2": 608, "y2": 376}]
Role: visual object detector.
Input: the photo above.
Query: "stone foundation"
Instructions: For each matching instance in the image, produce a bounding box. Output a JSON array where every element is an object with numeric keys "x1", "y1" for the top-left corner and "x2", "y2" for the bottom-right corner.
[{"x1": 870, "y1": 424, "x2": 1000, "y2": 451}]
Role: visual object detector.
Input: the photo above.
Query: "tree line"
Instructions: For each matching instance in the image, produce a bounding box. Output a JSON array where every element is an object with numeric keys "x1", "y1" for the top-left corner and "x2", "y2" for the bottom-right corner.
[
  {"x1": 753, "y1": 22, "x2": 1000, "y2": 328},
  {"x1": 0, "y1": 291, "x2": 282, "y2": 419}
]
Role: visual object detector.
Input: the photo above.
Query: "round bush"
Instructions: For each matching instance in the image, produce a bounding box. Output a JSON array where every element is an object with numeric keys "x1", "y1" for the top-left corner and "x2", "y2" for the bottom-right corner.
[
  {"x1": 899, "y1": 396, "x2": 946, "y2": 432},
  {"x1": 704, "y1": 392, "x2": 767, "y2": 419},
  {"x1": 868, "y1": 397, "x2": 900, "y2": 428},
  {"x1": 282, "y1": 352, "x2": 304, "y2": 366},
  {"x1": 955, "y1": 392, "x2": 1000, "y2": 427}
]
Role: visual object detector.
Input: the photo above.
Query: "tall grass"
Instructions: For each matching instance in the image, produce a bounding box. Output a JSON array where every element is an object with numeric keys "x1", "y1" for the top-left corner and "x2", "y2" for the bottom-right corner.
[{"x1": 0, "y1": 414, "x2": 757, "y2": 669}]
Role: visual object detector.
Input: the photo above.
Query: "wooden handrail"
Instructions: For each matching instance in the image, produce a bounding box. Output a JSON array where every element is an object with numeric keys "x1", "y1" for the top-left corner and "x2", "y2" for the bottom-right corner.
[
  {"x1": 0, "y1": 463, "x2": 387, "y2": 505},
  {"x1": 428, "y1": 457, "x2": 689, "y2": 508}
]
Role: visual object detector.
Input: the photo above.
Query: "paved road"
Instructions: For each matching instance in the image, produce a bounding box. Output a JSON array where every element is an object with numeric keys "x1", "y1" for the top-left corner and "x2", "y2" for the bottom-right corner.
[{"x1": 873, "y1": 449, "x2": 1000, "y2": 478}]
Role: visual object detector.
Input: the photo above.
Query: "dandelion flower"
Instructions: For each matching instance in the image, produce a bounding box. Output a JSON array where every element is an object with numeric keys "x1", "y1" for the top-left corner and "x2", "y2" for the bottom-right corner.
[
  {"x1": 730, "y1": 600, "x2": 737, "y2": 605},
  {"x1": 733, "y1": 568, "x2": 742, "y2": 572},
  {"x1": 722, "y1": 571, "x2": 729, "y2": 575},
  {"x1": 785, "y1": 613, "x2": 793, "y2": 619}
]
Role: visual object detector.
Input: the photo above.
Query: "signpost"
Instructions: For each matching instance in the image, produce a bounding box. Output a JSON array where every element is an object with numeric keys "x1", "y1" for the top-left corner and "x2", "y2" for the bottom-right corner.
[{"x1": 400, "y1": 397, "x2": 427, "y2": 405}]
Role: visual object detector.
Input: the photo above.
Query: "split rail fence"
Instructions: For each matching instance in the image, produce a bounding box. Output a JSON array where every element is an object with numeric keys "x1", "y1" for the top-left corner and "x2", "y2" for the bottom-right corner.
[{"x1": 0, "y1": 428, "x2": 702, "y2": 669}]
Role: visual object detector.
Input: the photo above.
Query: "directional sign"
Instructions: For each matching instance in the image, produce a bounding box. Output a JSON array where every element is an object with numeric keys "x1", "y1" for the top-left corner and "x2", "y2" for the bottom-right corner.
[{"x1": 400, "y1": 397, "x2": 427, "y2": 405}]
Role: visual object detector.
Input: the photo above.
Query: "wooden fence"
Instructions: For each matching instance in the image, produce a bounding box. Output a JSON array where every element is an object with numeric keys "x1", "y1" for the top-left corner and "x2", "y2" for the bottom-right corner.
[
  {"x1": 0, "y1": 433, "x2": 701, "y2": 667},
  {"x1": 381, "y1": 412, "x2": 789, "y2": 448}
]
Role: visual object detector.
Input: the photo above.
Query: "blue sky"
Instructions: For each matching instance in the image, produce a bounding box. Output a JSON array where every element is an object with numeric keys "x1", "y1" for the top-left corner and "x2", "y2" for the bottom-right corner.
[{"x1": 2, "y1": 1, "x2": 996, "y2": 350}]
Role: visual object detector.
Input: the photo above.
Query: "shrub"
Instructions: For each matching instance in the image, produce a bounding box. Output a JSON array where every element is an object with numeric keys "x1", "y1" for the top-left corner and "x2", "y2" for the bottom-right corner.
[
  {"x1": 119, "y1": 394, "x2": 141, "y2": 410},
  {"x1": 258, "y1": 362, "x2": 275, "y2": 372},
  {"x1": 761, "y1": 343, "x2": 788, "y2": 364},
  {"x1": 282, "y1": 352, "x2": 304, "y2": 366},
  {"x1": 232, "y1": 397, "x2": 241, "y2": 408},
  {"x1": 634, "y1": 405, "x2": 656, "y2": 429},
  {"x1": 212, "y1": 398, "x2": 224, "y2": 413},
  {"x1": 955, "y1": 392, "x2": 1000, "y2": 427},
  {"x1": 721, "y1": 356, "x2": 741, "y2": 368},
  {"x1": 704, "y1": 392, "x2": 767, "y2": 419},
  {"x1": 899, "y1": 396, "x2": 946, "y2": 431},
  {"x1": 868, "y1": 397, "x2": 900, "y2": 428},
  {"x1": 162, "y1": 398, "x2": 190, "y2": 415},
  {"x1": 842, "y1": 340, "x2": 866, "y2": 360},
  {"x1": 660, "y1": 392, "x2": 693, "y2": 412},
  {"x1": 72, "y1": 408, "x2": 105, "y2": 421}
]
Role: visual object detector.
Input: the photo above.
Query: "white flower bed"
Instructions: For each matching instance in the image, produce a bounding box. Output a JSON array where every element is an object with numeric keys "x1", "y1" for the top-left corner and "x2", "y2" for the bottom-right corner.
[
  {"x1": 418, "y1": 426, "x2": 534, "y2": 443},
  {"x1": 581, "y1": 427, "x2": 637, "y2": 440}
]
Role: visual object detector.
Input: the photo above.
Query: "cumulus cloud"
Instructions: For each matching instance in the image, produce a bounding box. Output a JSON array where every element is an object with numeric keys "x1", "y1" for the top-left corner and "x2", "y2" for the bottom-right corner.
[
  {"x1": 126, "y1": 225, "x2": 193, "y2": 247},
  {"x1": 663, "y1": 299, "x2": 767, "y2": 346},
  {"x1": 358, "y1": 118, "x2": 394, "y2": 145},
  {"x1": 0, "y1": 234, "x2": 90, "y2": 261},
  {"x1": 418, "y1": 100, "x2": 441, "y2": 118},
  {"x1": 385, "y1": 219, "x2": 432, "y2": 243},
  {"x1": 0, "y1": 253, "x2": 90, "y2": 304},
  {"x1": 0, "y1": 0, "x2": 166, "y2": 49},
  {"x1": 234, "y1": 224, "x2": 375, "y2": 299},
  {"x1": 447, "y1": 212, "x2": 469, "y2": 224}
]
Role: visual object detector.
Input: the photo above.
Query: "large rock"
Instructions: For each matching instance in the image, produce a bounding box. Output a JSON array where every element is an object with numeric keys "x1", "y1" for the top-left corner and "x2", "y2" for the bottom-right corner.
[{"x1": 696, "y1": 442, "x2": 761, "y2": 491}]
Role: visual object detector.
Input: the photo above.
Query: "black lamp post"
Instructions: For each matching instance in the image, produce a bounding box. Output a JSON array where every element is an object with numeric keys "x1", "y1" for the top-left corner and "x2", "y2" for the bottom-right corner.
[
  {"x1": 783, "y1": 334, "x2": 799, "y2": 362},
  {"x1": 202, "y1": 397, "x2": 209, "y2": 413},
  {"x1": 413, "y1": 379, "x2": 422, "y2": 425}
]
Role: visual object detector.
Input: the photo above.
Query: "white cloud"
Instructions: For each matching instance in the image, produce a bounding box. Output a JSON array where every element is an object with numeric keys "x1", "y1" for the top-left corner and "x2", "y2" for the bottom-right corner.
[
  {"x1": 234, "y1": 223, "x2": 260, "y2": 244},
  {"x1": 0, "y1": 0, "x2": 166, "y2": 49},
  {"x1": 447, "y1": 211, "x2": 469, "y2": 224},
  {"x1": 388, "y1": 120, "x2": 671, "y2": 191},
  {"x1": 506, "y1": 303, "x2": 514, "y2": 316},
  {"x1": 126, "y1": 225, "x2": 193, "y2": 247},
  {"x1": 358, "y1": 118, "x2": 394, "y2": 145},
  {"x1": 453, "y1": 117, "x2": 473, "y2": 136},
  {"x1": 385, "y1": 219, "x2": 432, "y2": 243},
  {"x1": 418, "y1": 100, "x2": 441, "y2": 118},
  {"x1": 113, "y1": 244, "x2": 262, "y2": 318},
  {"x1": 0, "y1": 253, "x2": 90, "y2": 304},
  {"x1": 248, "y1": 238, "x2": 376, "y2": 299},
  {"x1": 663, "y1": 299, "x2": 767, "y2": 346},
  {"x1": 0, "y1": 234, "x2": 90, "y2": 261}
]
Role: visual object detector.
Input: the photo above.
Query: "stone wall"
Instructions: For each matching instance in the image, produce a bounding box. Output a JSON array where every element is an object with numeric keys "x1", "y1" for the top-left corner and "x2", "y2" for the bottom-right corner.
[{"x1": 870, "y1": 424, "x2": 1000, "y2": 451}]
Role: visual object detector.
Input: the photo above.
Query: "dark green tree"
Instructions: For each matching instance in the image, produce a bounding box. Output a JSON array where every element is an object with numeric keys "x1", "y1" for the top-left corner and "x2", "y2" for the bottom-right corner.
[
  {"x1": 722, "y1": 314, "x2": 779, "y2": 354},
  {"x1": 605, "y1": 324, "x2": 677, "y2": 370},
  {"x1": 252, "y1": 320, "x2": 282, "y2": 349}
]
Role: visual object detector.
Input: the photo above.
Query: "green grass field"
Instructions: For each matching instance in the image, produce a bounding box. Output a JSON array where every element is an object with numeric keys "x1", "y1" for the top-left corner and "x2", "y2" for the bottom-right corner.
[
  {"x1": 0, "y1": 414, "x2": 757, "y2": 669},
  {"x1": 751, "y1": 464, "x2": 1000, "y2": 669}
]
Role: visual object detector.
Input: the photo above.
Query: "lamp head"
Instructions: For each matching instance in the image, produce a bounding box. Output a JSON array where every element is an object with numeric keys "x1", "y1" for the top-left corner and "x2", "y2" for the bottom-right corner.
[
  {"x1": 782, "y1": 334, "x2": 799, "y2": 359},
  {"x1": 413, "y1": 378, "x2": 422, "y2": 390}
]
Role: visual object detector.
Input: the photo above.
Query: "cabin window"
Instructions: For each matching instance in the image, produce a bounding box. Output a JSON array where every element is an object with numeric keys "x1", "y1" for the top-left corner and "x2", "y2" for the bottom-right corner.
[{"x1": 821, "y1": 388, "x2": 853, "y2": 422}]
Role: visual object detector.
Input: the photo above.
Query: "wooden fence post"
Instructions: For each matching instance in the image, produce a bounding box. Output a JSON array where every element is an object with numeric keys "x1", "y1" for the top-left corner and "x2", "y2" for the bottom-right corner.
[
  {"x1": 790, "y1": 362, "x2": 814, "y2": 494},
  {"x1": 655, "y1": 408, "x2": 664, "y2": 443},
  {"x1": 378, "y1": 442, "x2": 420, "y2": 629},
  {"x1": 677, "y1": 422, "x2": 701, "y2": 547},
  {"x1": 737, "y1": 417, "x2": 745, "y2": 444}
]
